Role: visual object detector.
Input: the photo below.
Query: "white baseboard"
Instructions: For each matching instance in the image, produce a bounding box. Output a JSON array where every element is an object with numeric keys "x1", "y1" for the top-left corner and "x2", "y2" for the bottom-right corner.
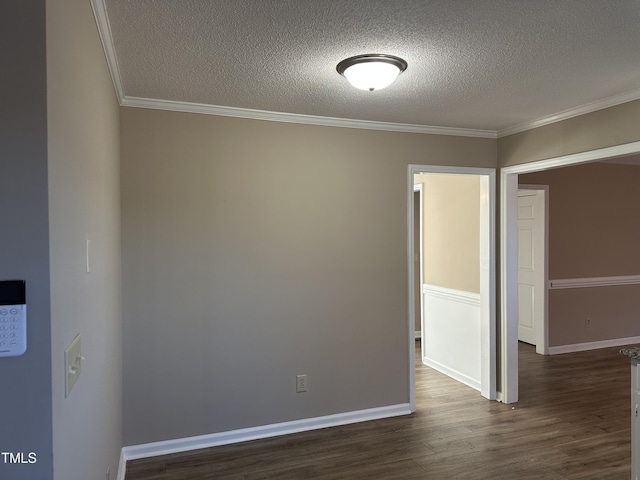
[
  {"x1": 116, "y1": 450, "x2": 126, "y2": 480},
  {"x1": 423, "y1": 356, "x2": 481, "y2": 392},
  {"x1": 548, "y1": 336, "x2": 640, "y2": 355},
  {"x1": 120, "y1": 403, "x2": 412, "y2": 463}
]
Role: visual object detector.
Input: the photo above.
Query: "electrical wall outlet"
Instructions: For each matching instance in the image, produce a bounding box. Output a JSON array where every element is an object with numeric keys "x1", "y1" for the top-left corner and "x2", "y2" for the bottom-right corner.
[
  {"x1": 585, "y1": 317, "x2": 591, "y2": 328},
  {"x1": 296, "y1": 374, "x2": 307, "y2": 393}
]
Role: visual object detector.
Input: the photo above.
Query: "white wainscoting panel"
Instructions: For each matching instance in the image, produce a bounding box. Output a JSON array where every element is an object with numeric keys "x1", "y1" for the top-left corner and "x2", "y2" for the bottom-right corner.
[{"x1": 422, "y1": 284, "x2": 481, "y2": 391}]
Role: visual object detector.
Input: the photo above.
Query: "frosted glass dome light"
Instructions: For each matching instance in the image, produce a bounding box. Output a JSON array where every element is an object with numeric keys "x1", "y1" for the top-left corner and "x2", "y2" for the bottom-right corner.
[{"x1": 336, "y1": 54, "x2": 408, "y2": 91}]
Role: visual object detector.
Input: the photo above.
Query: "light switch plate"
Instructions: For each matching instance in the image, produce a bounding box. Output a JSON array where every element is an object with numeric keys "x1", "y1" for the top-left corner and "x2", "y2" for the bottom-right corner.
[
  {"x1": 65, "y1": 334, "x2": 82, "y2": 397},
  {"x1": 296, "y1": 374, "x2": 307, "y2": 393}
]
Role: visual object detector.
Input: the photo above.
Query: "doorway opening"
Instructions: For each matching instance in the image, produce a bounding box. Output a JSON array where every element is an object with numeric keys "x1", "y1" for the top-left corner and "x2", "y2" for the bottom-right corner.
[
  {"x1": 500, "y1": 140, "x2": 640, "y2": 403},
  {"x1": 407, "y1": 165, "x2": 496, "y2": 412}
]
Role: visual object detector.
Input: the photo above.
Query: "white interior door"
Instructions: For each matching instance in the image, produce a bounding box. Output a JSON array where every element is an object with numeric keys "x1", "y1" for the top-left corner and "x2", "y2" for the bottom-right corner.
[{"x1": 517, "y1": 189, "x2": 545, "y2": 349}]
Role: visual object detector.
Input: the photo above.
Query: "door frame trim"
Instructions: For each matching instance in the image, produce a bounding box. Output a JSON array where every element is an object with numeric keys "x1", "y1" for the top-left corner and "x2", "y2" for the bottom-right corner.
[
  {"x1": 413, "y1": 184, "x2": 423, "y2": 341},
  {"x1": 407, "y1": 165, "x2": 496, "y2": 411},
  {"x1": 500, "y1": 140, "x2": 640, "y2": 404}
]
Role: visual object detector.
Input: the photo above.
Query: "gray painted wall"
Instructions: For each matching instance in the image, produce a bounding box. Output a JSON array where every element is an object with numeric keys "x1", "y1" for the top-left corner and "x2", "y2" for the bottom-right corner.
[
  {"x1": 47, "y1": 0, "x2": 122, "y2": 479},
  {"x1": 0, "y1": 1, "x2": 53, "y2": 479},
  {"x1": 120, "y1": 108, "x2": 497, "y2": 445}
]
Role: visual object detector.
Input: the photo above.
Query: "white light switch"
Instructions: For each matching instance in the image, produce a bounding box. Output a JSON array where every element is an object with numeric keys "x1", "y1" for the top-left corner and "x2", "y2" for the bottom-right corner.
[{"x1": 65, "y1": 334, "x2": 82, "y2": 397}]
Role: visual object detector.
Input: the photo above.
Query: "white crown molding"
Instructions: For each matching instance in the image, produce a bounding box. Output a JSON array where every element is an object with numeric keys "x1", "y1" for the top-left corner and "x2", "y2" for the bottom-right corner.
[
  {"x1": 121, "y1": 96, "x2": 497, "y2": 138},
  {"x1": 497, "y1": 88, "x2": 640, "y2": 138},
  {"x1": 90, "y1": 3, "x2": 640, "y2": 141},
  {"x1": 90, "y1": 0, "x2": 125, "y2": 102}
]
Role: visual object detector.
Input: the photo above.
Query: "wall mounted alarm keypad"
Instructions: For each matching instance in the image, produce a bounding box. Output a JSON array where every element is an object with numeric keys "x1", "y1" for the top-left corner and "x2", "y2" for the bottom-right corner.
[{"x1": 0, "y1": 280, "x2": 27, "y2": 357}]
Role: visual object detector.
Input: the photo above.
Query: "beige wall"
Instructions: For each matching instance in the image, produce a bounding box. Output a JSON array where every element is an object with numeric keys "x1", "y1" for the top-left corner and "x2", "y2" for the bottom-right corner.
[
  {"x1": 520, "y1": 162, "x2": 640, "y2": 346},
  {"x1": 548, "y1": 286, "x2": 640, "y2": 346},
  {"x1": 415, "y1": 174, "x2": 480, "y2": 294},
  {"x1": 499, "y1": 99, "x2": 640, "y2": 167},
  {"x1": 521, "y1": 162, "x2": 640, "y2": 278},
  {"x1": 47, "y1": 0, "x2": 122, "y2": 478},
  {"x1": 120, "y1": 107, "x2": 496, "y2": 445}
]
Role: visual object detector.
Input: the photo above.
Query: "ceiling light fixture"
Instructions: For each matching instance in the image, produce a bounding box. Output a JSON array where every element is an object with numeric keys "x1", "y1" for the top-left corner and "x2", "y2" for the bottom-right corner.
[{"x1": 336, "y1": 54, "x2": 408, "y2": 92}]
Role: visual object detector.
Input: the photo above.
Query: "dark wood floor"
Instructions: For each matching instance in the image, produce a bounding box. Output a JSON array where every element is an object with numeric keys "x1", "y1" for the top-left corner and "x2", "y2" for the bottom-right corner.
[{"x1": 126, "y1": 342, "x2": 632, "y2": 479}]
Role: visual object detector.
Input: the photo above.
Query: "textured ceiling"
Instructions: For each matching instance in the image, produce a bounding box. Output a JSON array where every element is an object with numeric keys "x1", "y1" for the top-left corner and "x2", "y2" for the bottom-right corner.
[{"x1": 102, "y1": 0, "x2": 640, "y2": 133}]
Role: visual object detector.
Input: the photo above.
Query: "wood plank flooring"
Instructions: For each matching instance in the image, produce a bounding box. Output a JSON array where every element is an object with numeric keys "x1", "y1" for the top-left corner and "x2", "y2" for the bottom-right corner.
[{"x1": 126, "y1": 342, "x2": 632, "y2": 479}]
